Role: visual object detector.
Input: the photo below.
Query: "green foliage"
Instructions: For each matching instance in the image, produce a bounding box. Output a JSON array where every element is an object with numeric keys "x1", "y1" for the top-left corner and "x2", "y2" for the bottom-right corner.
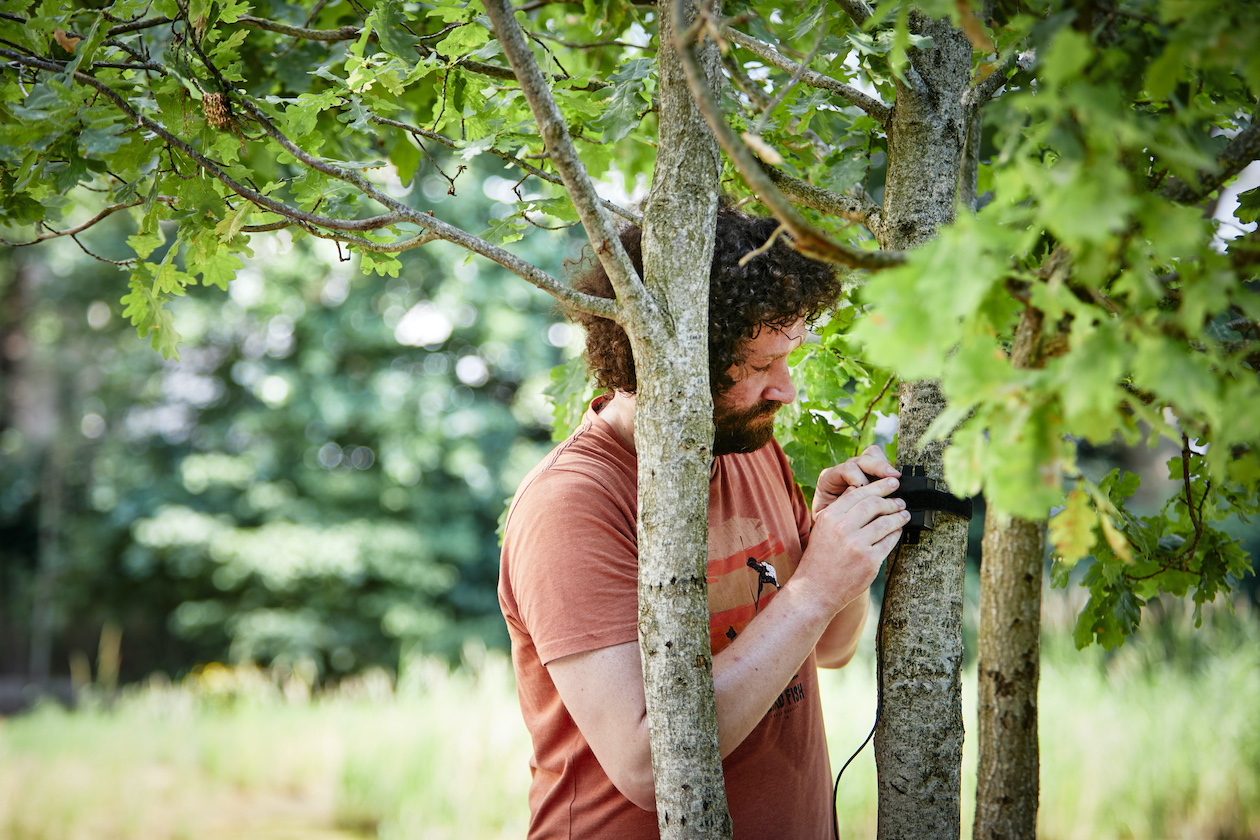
[
  {"x1": 0, "y1": 157, "x2": 577, "y2": 675},
  {"x1": 0, "y1": 0, "x2": 661, "y2": 359},
  {"x1": 2, "y1": 0, "x2": 1257, "y2": 666},
  {"x1": 782, "y1": 0, "x2": 1260, "y2": 648}
]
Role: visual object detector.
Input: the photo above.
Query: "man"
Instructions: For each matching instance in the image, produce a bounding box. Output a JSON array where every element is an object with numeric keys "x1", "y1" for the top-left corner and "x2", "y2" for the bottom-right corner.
[{"x1": 499, "y1": 207, "x2": 908, "y2": 839}]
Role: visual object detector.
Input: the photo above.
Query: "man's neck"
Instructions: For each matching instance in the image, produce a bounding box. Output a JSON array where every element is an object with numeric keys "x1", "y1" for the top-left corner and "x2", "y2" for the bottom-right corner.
[{"x1": 596, "y1": 391, "x2": 637, "y2": 453}]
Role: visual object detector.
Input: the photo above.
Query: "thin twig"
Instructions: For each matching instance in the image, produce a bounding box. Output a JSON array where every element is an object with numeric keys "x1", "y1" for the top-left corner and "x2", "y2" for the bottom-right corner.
[
  {"x1": 0, "y1": 48, "x2": 615, "y2": 320},
  {"x1": 853, "y1": 374, "x2": 896, "y2": 457},
  {"x1": 532, "y1": 31, "x2": 654, "y2": 50},
  {"x1": 370, "y1": 114, "x2": 642, "y2": 225},
  {"x1": 237, "y1": 14, "x2": 363, "y2": 41},
  {"x1": 70, "y1": 233, "x2": 135, "y2": 266},
  {"x1": 751, "y1": 7, "x2": 828, "y2": 136},
  {"x1": 106, "y1": 15, "x2": 173, "y2": 36},
  {"x1": 738, "y1": 224, "x2": 786, "y2": 266},
  {"x1": 673, "y1": 7, "x2": 905, "y2": 270},
  {"x1": 722, "y1": 26, "x2": 892, "y2": 124},
  {"x1": 0, "y1": 199, "x2": 171, "y2": 245},
  {"x1": 483, "y1": 0, "x2": 642, "y2": 320}
]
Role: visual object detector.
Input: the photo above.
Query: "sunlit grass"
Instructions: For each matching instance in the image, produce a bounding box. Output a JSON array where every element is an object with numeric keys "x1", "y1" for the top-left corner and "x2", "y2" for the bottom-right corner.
[{"x1": 1, "y1": 602, "x2": 1258, "y2": 840}]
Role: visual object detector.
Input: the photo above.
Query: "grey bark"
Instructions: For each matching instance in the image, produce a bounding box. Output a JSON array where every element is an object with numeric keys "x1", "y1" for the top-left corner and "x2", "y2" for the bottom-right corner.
[
  {"x1": 875, "y1": 12, "x2": 973, "y2": 840},
  {"x1": 633, "y1": 1, "x2": 731, "y2": 837},
  {"x1": 974, "y1": 512, "x2": 1044, "y2": 840},
  {"x1": 878, "y1": 382, "x2": 969, "y2": 840},
  {"x1": 973, "y1": 296, "x2": 1049, "y2": 840}
]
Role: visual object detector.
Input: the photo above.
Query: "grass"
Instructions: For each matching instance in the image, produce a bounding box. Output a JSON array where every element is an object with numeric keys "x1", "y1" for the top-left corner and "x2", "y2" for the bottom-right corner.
[{"x1": 1, "y1": 599, "x2": 1258, "y2": 839}]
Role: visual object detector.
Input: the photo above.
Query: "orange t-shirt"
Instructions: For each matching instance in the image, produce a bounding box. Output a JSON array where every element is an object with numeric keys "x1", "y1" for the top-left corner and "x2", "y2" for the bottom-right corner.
[{"x1": 499, "y1": 398, "x2": 834, "y2": 839}]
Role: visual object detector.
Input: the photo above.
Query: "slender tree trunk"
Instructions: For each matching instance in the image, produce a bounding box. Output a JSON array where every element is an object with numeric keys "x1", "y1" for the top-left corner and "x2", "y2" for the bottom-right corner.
[
  {"x1": 874, "y1": 13, "x2": 973, "y2": 840},
  {"x1": 974, "y1": 305, "x2": 1048, "y2": 840},
  {"x1": 633, "y1": 1, "x2": 729, "y2": 837},
  {"x1": 974, "y1": 513, "x2": 1044, "y2": 840}
]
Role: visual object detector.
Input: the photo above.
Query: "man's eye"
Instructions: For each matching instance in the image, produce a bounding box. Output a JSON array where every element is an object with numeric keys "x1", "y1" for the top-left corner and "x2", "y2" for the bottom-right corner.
[{"x1": 751, "y1": 364, "x2": 771, "y2": 373}]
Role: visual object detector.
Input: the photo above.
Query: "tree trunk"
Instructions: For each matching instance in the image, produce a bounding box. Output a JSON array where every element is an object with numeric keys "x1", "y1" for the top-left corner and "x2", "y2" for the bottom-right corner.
[
  {"x1": 974, "y1": 513, "x2": 1044, "y2": 840},
  {"x1": 634, "y1": 1, "x2": 729, "y2": 837},
  {"x1": 874, "y1": 13, "x2": 973, "y2": 840},
  {"x1": 974, "y1": 304, "x2": 1048, "y2": 840}
]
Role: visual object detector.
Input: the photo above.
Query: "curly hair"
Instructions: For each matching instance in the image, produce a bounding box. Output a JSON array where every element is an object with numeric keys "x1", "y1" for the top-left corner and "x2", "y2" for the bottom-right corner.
[{"x1": 568, "y1": 205, "x2": 844, "y2": 396}]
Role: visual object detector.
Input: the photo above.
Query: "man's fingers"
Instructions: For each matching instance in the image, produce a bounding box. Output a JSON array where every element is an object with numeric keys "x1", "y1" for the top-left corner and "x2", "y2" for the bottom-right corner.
[
  {"x1": 817, "y1": 462, "x2": 869, "y2": 495},
  {"x1": 868, "y1": 508, "x2": 910, "y2": 543},
  {"x1": 853, "y1": 451, "x2": 899, "y2": 479},
  {"x1": 871, "y1": 526, "x2": 904, "y2": 559},
  {"x1": 816, "y1": 450, "x2": 899, "y2": 505},
  {"x1": 822, "y1": 479, "x2": 902, "y2": 520}
]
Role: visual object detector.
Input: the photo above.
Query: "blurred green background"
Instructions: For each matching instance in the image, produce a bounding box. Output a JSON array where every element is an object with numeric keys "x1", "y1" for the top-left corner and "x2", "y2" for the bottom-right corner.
[
  {"x1": 1, "y1": 158, "x2": 583, "y2": 690},
  {"x1": 2, "y1": 155, "x2": 1259, "y2": 839}
]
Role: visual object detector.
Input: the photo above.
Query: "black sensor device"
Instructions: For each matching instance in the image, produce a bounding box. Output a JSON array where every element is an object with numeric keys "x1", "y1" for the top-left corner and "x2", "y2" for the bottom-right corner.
[{"x1": 884, "y1": 465, "x2": 974, "y2": 545}]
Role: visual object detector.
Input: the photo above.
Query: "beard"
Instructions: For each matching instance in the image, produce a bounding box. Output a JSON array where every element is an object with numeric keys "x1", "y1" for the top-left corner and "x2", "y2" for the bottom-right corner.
[{"x1": 712, "y1": 399, "x2": 781, "y2": 456}]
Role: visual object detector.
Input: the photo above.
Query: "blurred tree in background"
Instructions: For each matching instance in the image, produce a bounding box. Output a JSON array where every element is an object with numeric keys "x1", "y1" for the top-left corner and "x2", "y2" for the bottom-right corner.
[{"x1": 1, "y1": 154, "x2": 583, "y2": 686}]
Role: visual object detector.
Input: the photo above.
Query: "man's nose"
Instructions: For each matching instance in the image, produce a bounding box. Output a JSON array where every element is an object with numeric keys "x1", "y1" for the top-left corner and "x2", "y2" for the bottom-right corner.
[{"x1": 765, "y1": 367, "x2": 796, "y2": 404}]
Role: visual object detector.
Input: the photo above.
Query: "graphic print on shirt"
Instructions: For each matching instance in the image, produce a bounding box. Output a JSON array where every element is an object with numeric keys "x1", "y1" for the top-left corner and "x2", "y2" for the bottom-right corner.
[{"x1": 706, "y1": 515, "x2": 796, "y2": 656}]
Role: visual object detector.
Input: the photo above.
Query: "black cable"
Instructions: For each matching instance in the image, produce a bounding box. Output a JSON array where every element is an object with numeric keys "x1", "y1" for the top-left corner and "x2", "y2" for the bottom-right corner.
[{"x1": 832, "y1": 536, "x2": 904, "y2": 840}]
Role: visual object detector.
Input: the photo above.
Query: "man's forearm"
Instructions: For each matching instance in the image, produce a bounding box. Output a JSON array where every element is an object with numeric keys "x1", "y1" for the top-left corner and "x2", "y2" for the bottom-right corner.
[
  {"x1": 815, "y1": 592, "x2": 869, "y2": 668},
  {"x1": 710, "y1": 579, "x2": 841, "y2": 758}
]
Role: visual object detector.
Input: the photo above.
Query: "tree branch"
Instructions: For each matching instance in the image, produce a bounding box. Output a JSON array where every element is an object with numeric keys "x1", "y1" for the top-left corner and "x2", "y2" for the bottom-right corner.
[
  {"x1": 231, "y1": 97, "x2": 616, "y2": 317},
  {"x1": 304, "y1": 227, "x2": 440, "y2": 253},
  {"x1": 674, "y1": 11, "x2": 905, "y2": 270},
  {"x1": 233, "y1": 14, "x2": 609, "y2": 89},
  {"x1": 721, "y1": 53, "x2": 828, "y2": 159},
  {"x1": 962, "y1": 51, "x2": 1032, "y2": 114},
  {"x1": 722, "y1": 26, "x2": 892, "y2": 124},
  {"x1": 106, "y1": 15, "x2": 172, "y2": 36},
  {"x1": 960, "y1": 111, "x2": 982, "y2": 212},
  {"x1": 0, "y1": 48, "x2": 617, "y2": 321},
  {"x1": 762, "y1": 166, "x2": 882, "y2": 237},
  {"x1": 1162, "y1": 114, "x2": 1260, "y2": 204},
  {"x1": 482, "y1": 0, "x2": 644, "y2": 316},
  {"x1": 236, "y1": 14, "x2": 362, "y2": 41},
  {"x1": 837, "y1": 0, "x2": 873, "y2": 28},
  {"x1": 0, "y1": 199, "x2": 169, "y2": 246},
  {"x1": 369, "y1": 114, "x2": 643, "y2": 226}
]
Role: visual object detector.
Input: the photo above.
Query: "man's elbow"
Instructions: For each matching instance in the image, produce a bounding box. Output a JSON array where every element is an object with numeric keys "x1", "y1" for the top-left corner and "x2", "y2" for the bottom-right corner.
[
  {"x1": 611, "y1": 765, "x2": 658, "y2": 812},
  {"x1": 816, "y1": 641, "x2": 859, "y2": 669}
]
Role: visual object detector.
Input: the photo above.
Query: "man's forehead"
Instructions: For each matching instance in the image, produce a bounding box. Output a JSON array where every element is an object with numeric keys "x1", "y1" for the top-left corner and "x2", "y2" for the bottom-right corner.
[{"x1": 743, "y1": 320, "x2": 807, "y2": 358}]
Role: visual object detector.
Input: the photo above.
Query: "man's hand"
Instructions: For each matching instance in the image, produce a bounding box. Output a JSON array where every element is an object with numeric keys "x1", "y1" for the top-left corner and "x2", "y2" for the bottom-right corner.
[
  {"x1": 812, "y1": 444, "x2": 901, "y2": 517},
  {"x1": 796, "y1": 445, "x2": 907, "y2": 618}
]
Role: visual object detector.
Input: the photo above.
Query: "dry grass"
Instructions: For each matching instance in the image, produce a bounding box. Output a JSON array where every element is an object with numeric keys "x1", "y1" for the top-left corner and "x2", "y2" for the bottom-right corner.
[{"x1": 1, "y1": 603, "x2": 1257, "y2": 840}]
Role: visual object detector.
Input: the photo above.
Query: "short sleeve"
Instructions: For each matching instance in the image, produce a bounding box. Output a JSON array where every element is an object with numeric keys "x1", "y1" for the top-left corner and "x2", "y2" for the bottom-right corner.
[{"x1": 501, "y1": 467, "x2": 640, "y2": 665}]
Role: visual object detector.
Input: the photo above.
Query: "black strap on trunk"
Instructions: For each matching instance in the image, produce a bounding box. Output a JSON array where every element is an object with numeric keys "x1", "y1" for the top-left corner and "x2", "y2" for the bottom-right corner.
[{"x1": 888, "y1": 465, "x2": 973, "y2": 544}]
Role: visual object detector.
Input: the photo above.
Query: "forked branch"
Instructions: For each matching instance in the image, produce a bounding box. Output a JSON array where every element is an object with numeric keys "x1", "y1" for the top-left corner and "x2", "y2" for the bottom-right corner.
[
  {"x1": 482, "y1": 0, "x2": 647, "y2": 318},
  {"x1": 674, "y1": 7, "x2": 905, "y2": 271},
  {"x1": 1162, "y1": 114, "x2": 1260, "y2": 204},
  {"x1": 0, "y1": 48, "x2": 618, "y2": 321},
  {"x1": 722, "y1": 27, "x2": 892, "y2": 124}
]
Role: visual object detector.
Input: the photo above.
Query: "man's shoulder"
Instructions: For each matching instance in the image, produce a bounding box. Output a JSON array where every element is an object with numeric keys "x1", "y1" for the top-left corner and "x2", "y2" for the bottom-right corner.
[{"x1": 505, "y1": 418, "x2": 637, "y2": 530}]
